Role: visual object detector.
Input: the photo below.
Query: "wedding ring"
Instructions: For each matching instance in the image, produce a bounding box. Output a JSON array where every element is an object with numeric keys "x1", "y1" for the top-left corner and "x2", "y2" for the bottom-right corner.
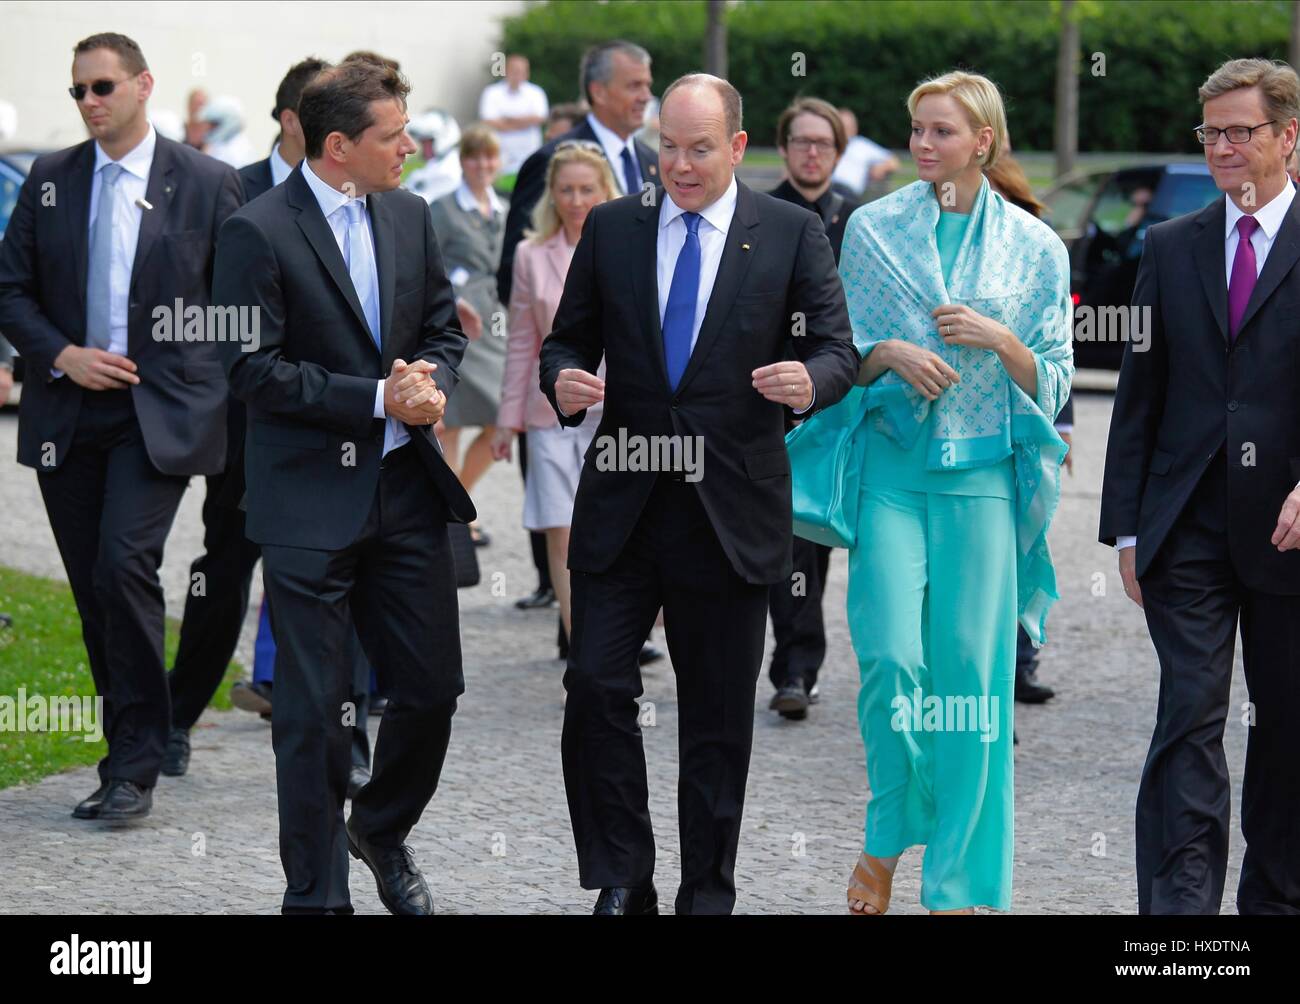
[{"x1": 789, "y1": 384, "x2": 795, "y2": 394}]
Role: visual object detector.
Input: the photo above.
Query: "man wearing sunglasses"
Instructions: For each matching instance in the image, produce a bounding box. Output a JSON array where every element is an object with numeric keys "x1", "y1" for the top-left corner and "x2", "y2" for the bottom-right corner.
[
  {"x1": 0, "y1": 32, "x2": 243, "y2": 824},
  {"x1": 1101, "y1": 57, "x2": 1300, "y2": 914}
]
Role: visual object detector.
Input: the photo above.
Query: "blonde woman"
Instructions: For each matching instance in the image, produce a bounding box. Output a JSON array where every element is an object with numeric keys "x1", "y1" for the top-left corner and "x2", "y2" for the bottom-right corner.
[
  {"x1": 492, "y1": 141, "x2": 617, "y2": 638},
  {"x1": 800, "y1": 71, "x2": 1073, "y2": 914}
]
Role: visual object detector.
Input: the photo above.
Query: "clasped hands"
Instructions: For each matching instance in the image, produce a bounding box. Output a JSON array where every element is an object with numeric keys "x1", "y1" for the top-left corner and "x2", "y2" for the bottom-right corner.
[{"x1": 385, "y1": 358, "x2": 445, "y2": 426}]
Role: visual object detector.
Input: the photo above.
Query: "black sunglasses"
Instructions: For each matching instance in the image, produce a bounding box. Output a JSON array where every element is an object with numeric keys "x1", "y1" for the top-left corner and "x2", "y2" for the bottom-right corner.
[{"x1": 68, "y1": 75, "x2": 137, "y2": 102}]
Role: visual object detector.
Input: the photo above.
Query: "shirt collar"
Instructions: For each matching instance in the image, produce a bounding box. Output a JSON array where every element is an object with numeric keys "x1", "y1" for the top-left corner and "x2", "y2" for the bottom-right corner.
[
  {"x1": 1224, "y1": 180, "x2": 1296, "y2": 241},
  {"x1": 269, "y1": 143, "x2": 295, "y2": 186},
  {"x1": 301, "y1": 159, "x2": 358, "y2": 219},
  {"x1": 454, "y1": 180, "x2": 503, "y2": 216},
  {"x1": 586, "y1": 112, "x2": 634, "y2": 164},
  {"x1": 94, "y1": 124, "x2": 156, "y2": 181},
  {"x1": 660, "y1": 175, "x2": 738, "y2": 237}
]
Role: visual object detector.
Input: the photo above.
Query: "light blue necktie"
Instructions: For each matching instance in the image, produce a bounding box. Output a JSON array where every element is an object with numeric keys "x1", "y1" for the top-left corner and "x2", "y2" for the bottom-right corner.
[
  {"x1": 342, "y1": 200, "x2": 381, "y2": 350},
  {"x1": 662, "y1": 211, "x2": 701, "y2": 390},
  {"x1": 86, "y1": 162, "x2": 124, "y2": 351}
]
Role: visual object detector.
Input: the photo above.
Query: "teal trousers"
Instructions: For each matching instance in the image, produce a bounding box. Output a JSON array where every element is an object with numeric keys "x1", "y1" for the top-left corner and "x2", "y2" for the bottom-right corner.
[{"x1": 847, "y1": 486, "x2": 1017, "y2": 911}]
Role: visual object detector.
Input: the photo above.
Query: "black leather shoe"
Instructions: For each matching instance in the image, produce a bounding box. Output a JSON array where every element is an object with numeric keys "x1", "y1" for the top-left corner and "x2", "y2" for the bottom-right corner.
[
  {"x1": 347, "y1": 765, "x2": 371, "y2": 800},
  {"x1": 346, "y1": 818, "x2": 433, "y2": 915},
  {"x1": 72, "y1": 782, "x2": 109, "y2": 820},
  {"x1": 593, "y1": 885, "x2": 659, "y2": 915},
  {"x1": 638, "y1": 643, "x2": 665, "y2": 666},
  {"x1": 1014, "y1": 671, "x2": 1055, "y2": 704},
  {"x1": 770, "y1": 678, "x2": 810, "y2": 720},
  {"x1": 515, "y1": 586, "x2": 557, "y2": 610},
  {"x1": 230, "y1": 680, "x2": 273, "y2": 716},
  {"x1": 161, "y1": 728, "x2": 190, "y2": 777},
  {"x1": 98, "y1": 780, "x2": 152, "y2": 823}
]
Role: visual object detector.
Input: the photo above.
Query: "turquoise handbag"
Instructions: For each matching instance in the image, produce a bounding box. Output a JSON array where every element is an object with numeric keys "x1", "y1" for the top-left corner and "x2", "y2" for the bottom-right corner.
[{"x1": 785, "y1": 385, "x2": 870, "y2": 549}]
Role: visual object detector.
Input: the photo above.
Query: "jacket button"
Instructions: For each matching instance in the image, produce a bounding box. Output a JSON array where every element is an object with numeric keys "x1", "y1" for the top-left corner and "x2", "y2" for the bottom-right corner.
[{"x1": 1227, "y1": 400, "x2": 1239, "y2": 412}]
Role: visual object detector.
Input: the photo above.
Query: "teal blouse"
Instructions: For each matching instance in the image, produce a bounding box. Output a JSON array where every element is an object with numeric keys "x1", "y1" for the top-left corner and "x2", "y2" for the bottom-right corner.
[{"x1": 862, "y1": 210, "x2": 1015, "y2": 500}]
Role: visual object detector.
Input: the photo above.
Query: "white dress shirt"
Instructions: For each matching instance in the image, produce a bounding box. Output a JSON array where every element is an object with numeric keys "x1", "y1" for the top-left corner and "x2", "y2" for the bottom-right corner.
[
  {"x1": 587, "y1": 113, "x2": 641, "y2": 195},
  {"x1": 300, "y1": 160, "x2": 407, "y2": 455},
  {"x1": 1117, "y1": 181, "x2": 1298, "y2": 552},
  {"x1": 657, "y1": 176, "x2": 737, "y2": 353},
  {"x1": 269, "y1": 143, "x2": 294, "y2": 187},
  {"x1": 88, "y1": 125, "x2": 156, "y2": 358},
  {"x1": 453, "y1": 179, "x2": 504, "y2": 218}
]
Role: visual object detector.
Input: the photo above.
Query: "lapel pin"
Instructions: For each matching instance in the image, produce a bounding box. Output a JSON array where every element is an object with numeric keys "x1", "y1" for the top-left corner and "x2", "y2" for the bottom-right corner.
[
  {"x1": 164, "y1": 184, "x2": 173, "y2": 196},
  {"x1": 742, "y1": 243, "x2": 751, "y2": 251},
  {"x1": 135, "y1": 197, "x2": 153, "y2": 211}
]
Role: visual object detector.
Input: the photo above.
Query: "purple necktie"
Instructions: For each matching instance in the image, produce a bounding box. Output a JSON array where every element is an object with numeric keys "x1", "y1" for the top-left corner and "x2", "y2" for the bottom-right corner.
[{"x1": 1228, "y1": 215, "x2": 1260, "y2": 341}]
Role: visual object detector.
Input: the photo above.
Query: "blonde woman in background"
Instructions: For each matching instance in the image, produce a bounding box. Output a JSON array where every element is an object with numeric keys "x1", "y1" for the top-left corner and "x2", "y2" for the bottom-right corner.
[{"x1": 492, "y1": 141, "x2": 618, "y2": 639}]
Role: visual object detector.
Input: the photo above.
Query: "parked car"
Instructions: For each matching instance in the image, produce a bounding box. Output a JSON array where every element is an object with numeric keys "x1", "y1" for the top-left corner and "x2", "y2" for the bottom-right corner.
[
  {"x1": 1043, "y1": 162, "x2": 1220, "y2": 369},
  {"x1": 1, "y1": 148, "x2": 42, "y2": 385}
]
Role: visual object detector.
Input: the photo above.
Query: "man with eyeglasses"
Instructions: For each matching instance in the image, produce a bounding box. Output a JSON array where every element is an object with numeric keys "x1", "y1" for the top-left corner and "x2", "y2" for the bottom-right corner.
[
  {"x1": 1101, "y1": 57, "x2": 1300, "y2": 914},
  {"x1": 763, "y1": 97, "x2": 859, "y2": 723},
  {"x1": 0, "y1": 33, "x2": 243, "y2": 823}
]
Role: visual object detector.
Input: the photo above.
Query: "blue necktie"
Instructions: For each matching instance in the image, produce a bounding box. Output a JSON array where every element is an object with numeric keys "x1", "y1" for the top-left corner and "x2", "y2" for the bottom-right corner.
[
  {"x1": 620, "y1": 145, "x2": 640, "y2": 197},
  {"x1": 86, "y1": 163, "x2": 124, "y2": 351},
  {"x1": 662, "y1": 212, "x2": 701, "y2": 390},
  {"x1": 342, "y1": 200, "x2": 381, "y2": 350}
]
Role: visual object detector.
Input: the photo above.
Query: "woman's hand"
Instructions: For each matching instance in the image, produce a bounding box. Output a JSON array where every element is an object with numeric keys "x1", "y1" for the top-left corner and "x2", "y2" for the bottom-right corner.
[
  {"x1": 490, "y1": 426, "x2": 517, "y2": 462},
  {"x1": 878, "y1": 339, "x2": 961, "y2": 402},
  {"x1": 932, "y1": 304, "x2": 1009, "y2": 352},
  {"x1": 456, "y1": 298, "x2": 484, "y2": 341}
]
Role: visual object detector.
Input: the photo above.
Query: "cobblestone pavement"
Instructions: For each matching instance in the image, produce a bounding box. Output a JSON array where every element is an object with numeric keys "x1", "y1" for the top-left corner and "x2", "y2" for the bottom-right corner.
[{"x1": 0, "y1": 392, "x2": 1248, "y2": 914}]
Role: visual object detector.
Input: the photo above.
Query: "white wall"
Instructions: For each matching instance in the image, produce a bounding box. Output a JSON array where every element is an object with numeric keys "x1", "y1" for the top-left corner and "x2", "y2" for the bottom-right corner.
[{"x1": 0, "y1": 0, "x2": 527, "y2": 151}]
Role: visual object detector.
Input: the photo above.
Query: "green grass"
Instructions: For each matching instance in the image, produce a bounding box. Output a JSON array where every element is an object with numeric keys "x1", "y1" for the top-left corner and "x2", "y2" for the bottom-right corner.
[{"x1": 0, "y1": 565, "x2": 245, "y2": 790}]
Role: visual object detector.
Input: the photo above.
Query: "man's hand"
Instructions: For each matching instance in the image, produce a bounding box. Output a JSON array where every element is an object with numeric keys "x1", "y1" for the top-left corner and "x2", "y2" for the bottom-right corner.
[
  {"x1": 0, "y1": 367, "x2": 12, "y2": 404},
  {"x1": 752, "y1": 360, "x2": 813, "y2": 411},
  {"x1": 1118, "y1": 547, "x2": 1143, "y2": 609},
  {"x1": 385, "y1": 358, "x2": 445, "y2": 426},
  {"x1": 456, "y1": 298, "x2": 483, "y2": 341},
  {"x1": 1271, "y1": 486, "x2": 1300, "y2": 551},
  {"x1": 555, "y1": 368, "x2": 604, "y2": 416},
  {"x1": 52, "y1": 345, "x2": 139, "y2": 390}
]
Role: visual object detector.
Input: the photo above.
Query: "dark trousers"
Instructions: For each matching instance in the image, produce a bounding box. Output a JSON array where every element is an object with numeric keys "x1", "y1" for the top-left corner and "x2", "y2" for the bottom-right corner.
[
  {"x1": 260, "y1": 445, "x2": 463, "y2": 914},
  {"x1": 167, "y1": 473, "x2": 262, "y2": 731},
  {"x1": 1015, "y1": 625, "x2": 1039, "y2": 676},
  {"x1": 1137, "y1": 450, "x2": 1300, "y2": 914},
  {"x1": 517, "y1": 430, "x2": 552, "y2": 591},
  {"x1": 767, "y1": 537, "x2": 830, "y2": 690},
  {"x1": 562, "y1": 477, "x2": 769, "y2": 914},
  {"x1": 37, "y1": 389, "x2": 188, "y2": 789}
]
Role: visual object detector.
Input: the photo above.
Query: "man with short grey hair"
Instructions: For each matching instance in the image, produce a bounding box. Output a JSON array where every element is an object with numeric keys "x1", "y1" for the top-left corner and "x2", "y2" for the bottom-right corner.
[{"x1": 1101, "y1": 57, "x2": 1300, "y2": 914}]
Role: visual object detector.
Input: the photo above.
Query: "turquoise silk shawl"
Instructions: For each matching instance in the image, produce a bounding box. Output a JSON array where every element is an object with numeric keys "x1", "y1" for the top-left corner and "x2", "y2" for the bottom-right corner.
[{"x1": 835, "y1": 177, "x2": 1074, "y2": 645}]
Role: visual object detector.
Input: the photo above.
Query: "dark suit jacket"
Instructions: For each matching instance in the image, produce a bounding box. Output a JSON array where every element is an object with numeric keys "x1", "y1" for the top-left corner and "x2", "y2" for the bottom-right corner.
[
  {"x1": 538, "y1": 181, "x2": 860, "y2": 585},
  {"x1": 0, "y1": 135, "x2": 243, "y2": 474},
  {"x1": 497, "y1": 117, "x2": 657, "y2": 306},
  {"x1": 212, "y1": 165, "x2": 475, "y2": 551},
  {"x1": 237, "y1": 157, "x2": 275, "y2": 202},
  {"x1": 1099, "y1": 191, "x2": 1300, "y2": 593}
]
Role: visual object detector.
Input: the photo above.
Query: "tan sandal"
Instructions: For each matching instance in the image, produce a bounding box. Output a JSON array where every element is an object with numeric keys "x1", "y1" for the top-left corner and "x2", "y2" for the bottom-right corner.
[{"x1": 847, "y1": 854, "x2": 894, "y2": 915}]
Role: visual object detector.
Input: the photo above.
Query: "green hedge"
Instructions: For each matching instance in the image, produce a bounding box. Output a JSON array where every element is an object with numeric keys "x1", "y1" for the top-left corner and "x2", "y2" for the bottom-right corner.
[{"x1": 502, "y1": 0, "x2": 1293, "y2": 152}]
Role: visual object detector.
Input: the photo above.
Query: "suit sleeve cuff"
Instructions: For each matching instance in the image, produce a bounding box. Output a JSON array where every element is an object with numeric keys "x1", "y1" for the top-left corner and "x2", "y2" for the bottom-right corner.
[{"x1": 1116, "y1": 536, "x2": 1137, "y2": 550}]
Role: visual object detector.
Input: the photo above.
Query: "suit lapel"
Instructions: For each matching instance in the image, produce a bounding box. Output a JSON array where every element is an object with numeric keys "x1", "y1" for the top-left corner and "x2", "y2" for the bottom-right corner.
[
  {"x1": 675, "y1": 181, "x2": 757, "y2": 395},
  {"x1": 66, "y1": 141, "x2": 95, "y2": 323},
  {"x1": 129, "y1": 138, "x2": 176, "y2": 301},
  {"x1": 1192, "y1": 198, "x2": 1228, "y2": 343},
  {"x1": 369, "y1": 190, "x2": 396, "y2": 366},
  {"x1": 286, "y1": 168, "x2": 373, "y2": 348},
  {"x1": 630, "y1": 192, "x2": 669, "y2": 390},
  {"x1": 1235, "y1": 190, "x2": 1300, "y2": 341}
]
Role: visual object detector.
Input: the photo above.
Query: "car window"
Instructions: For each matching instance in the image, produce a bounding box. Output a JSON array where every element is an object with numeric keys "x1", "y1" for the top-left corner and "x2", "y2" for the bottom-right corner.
[
  {"x1": 1090, "y1": 171, "x2": 1160, "y2": 237},
  {"x1": 0, "y1": 163, "x2": 22, "y2": 241},
  {"x1": 1149, "y1": 172, "x2": 1220, "y2": 222},
  {"x1": 1043, "y1": 175, "x2": 1100, "y2": 237}
]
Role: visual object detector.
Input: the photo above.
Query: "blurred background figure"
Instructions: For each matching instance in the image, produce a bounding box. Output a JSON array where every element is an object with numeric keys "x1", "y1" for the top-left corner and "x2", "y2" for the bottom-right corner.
[
  {"x1": 430, "y1": 124, "x2": 507, "y2": 547},
  {"x1": 236, "y1": 56, "x2": 329, "y2": 201},
  {"x1": 985, "y1": 152, "x2": 1069, "y2": 708},
  {"x1": 492, "y1": 141, "x2": 618, "y2": 653},
  {"x1": 479, "y1": 54, "x2": 548, "y2": 182},
  {"x1": 0, "y1": 99, "x2": 18, "y2": 142},
  {"x1": 545, "y1": 101, "x2": 588, "y2": 141},
  {"x1": 197, "y1": 94, "x2": 254, "y2": 167},
  {"x1": 831, "y1": 107, "x2": 899, "y2": 201},
  {"x1": 405, "y1": 108, "x2": 463, "y2": 203},
  {"x1": 766, "y1": 96, "x2": 857, "y2": 721},
  {"x1": 183, "y1": 87, "x2": 207, "y2": 149}
]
